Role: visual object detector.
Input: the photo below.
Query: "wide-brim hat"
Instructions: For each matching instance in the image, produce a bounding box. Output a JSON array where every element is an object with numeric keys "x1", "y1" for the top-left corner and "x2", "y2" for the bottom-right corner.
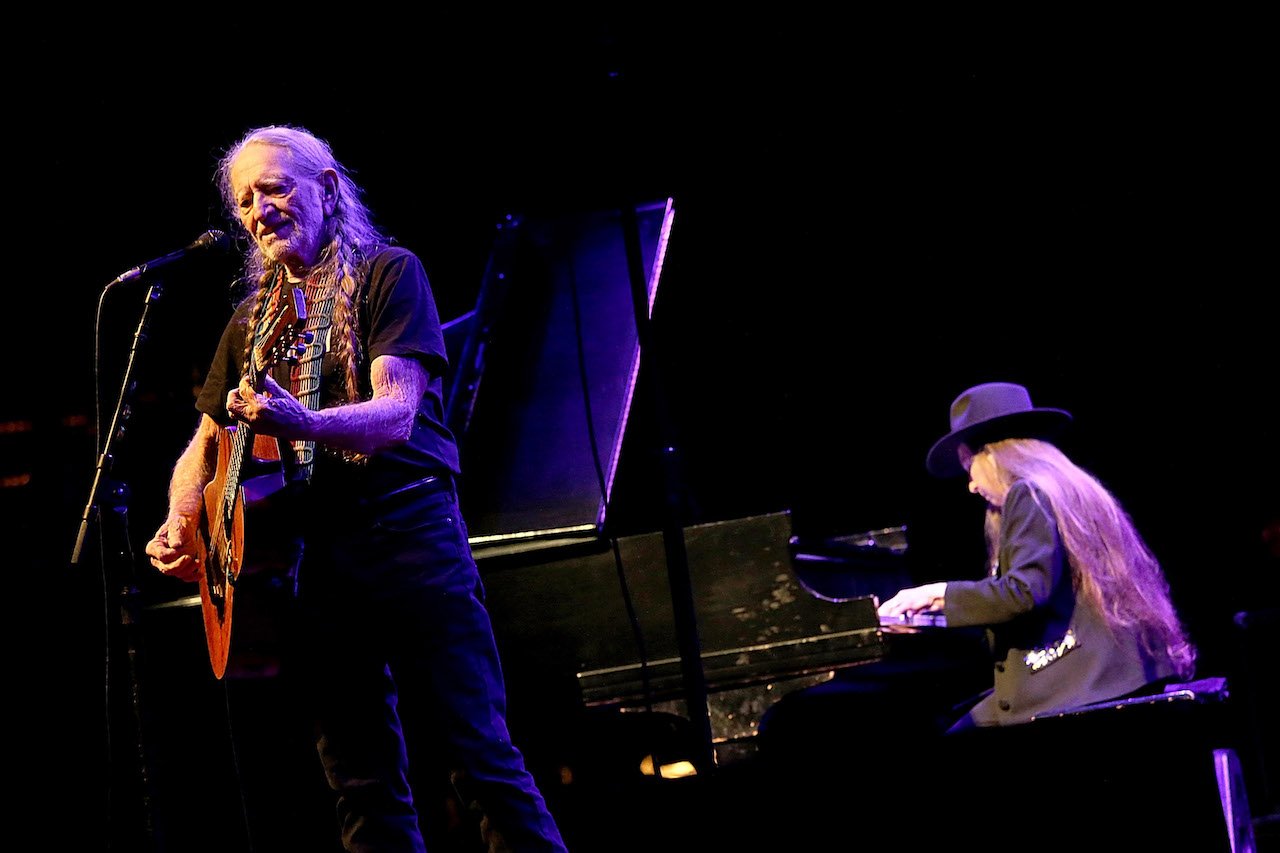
[{"x1": 926, "y1": 382, "x2": 1072, "y2": 477}]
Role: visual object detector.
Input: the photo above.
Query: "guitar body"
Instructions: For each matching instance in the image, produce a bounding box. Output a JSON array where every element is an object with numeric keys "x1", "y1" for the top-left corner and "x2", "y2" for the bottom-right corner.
[
  {"x1": 199, "y1": 430, "x2": 297, "y2": 678},
  {"x1": 194, "y1": 284, "x2": 310, "y2": 679}
]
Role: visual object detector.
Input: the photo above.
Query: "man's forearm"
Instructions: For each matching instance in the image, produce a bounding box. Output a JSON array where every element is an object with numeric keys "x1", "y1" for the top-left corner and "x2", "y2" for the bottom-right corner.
[
  {"x1": 168, "y1": 417, "x2": 218, "y2": 519},
  {"x1": 305, "y1": 396, "x2": 416, "y2": 455},
  {"x1": 302, "y1": 354, "x2": 424, "y2": 455}
]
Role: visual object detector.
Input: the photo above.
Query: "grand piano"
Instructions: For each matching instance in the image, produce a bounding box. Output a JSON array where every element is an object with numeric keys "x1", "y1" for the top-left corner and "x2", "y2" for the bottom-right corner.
[{"x1": 443, "y1": 200, "x2": 924, "y2": 769}]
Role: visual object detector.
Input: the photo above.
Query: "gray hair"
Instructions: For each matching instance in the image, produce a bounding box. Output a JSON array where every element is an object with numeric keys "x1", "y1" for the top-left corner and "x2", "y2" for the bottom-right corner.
[{"x1": 218, "y1": 125, "x2": 387, "y2": 409}]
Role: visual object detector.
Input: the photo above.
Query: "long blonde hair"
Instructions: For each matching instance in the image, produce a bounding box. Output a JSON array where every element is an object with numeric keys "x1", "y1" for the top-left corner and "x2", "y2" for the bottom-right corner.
[
  {"x1": 977, "y1": 438, "x2": 1196, "y2": 678},
  {"x1": 217, "y1": 124, "x2": 386, "y2": 403}
]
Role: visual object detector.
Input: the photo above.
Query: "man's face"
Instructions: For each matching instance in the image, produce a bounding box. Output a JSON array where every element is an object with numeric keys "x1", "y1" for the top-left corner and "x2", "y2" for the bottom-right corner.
[{"x1": 230, "y1": 142, "x2": 333, "y2": 274}]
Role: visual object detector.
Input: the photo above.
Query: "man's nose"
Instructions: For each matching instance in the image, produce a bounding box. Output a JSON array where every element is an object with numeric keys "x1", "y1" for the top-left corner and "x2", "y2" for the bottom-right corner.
[{"x1": 250, "y1": 192, "x2": 276, "y2": 218}]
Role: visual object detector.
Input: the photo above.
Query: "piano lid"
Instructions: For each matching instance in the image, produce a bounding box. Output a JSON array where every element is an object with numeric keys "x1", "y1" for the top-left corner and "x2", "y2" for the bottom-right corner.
[{"x1": 444, "y1": 200, "x2": 676, "y2": 557}]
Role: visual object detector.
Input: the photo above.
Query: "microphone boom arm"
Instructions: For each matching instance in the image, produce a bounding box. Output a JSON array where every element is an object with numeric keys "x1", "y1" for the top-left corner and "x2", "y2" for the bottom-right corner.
[{"x1": 109, "y1": 229, "x2": 231, "y2": 286}]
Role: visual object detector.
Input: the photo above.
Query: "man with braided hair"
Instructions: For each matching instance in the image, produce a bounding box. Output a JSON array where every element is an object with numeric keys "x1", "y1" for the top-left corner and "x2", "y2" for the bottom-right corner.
[{"x1": 145, "y1": 124, "x2": 567, "y2": 852}]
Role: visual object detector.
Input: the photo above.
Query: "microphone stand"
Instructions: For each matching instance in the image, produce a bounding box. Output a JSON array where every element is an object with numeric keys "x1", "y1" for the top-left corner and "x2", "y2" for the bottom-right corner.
[{"x1": 72, "y1": 279, "x2": 166, "y2": 852}]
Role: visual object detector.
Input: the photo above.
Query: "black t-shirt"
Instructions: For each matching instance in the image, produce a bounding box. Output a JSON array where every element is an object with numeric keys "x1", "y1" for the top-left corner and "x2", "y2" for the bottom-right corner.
[{"x1": 195, "y1": 246, "x2": 460, "y2": 495}]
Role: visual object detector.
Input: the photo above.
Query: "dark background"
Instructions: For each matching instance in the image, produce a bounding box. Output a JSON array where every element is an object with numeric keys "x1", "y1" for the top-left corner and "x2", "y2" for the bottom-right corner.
[{"x1": 6, "y1": 15, "x2": 1275, "y2": 851}]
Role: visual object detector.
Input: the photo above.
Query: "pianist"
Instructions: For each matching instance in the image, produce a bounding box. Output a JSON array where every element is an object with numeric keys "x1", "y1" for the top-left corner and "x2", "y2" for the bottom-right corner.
[{"x1": 877, "y1": 382, "x2": 1196, "y2": 729}]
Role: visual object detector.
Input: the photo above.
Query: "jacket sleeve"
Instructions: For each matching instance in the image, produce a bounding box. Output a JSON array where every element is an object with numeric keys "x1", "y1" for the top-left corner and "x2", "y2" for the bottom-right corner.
[{"x1": 943, "y1": 480, "x2": 1065, "y2": 627}]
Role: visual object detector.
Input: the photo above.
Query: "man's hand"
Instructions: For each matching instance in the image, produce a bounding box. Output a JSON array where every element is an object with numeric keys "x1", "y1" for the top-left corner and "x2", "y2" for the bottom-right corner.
[
  {"x1": 145, "y1": 513, "x2": 202, "y2": 583},
  {"x1": 226, "y1": 373, "x2": 310, "y2": 437}
]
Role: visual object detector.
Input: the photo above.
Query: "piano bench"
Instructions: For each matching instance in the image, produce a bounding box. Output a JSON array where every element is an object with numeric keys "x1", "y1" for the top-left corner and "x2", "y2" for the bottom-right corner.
[
  {"x1": 1030, "y1": 676, "x2": 1232, "y2": 721},
  {"x1": 945, "y1": 676, "x2": 1254, "y2": 852}
]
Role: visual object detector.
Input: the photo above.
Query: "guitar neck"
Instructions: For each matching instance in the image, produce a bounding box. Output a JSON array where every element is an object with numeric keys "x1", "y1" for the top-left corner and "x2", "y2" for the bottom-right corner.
[{"x1": 222, "y1": 423, "x2": 253, "y2": 513}]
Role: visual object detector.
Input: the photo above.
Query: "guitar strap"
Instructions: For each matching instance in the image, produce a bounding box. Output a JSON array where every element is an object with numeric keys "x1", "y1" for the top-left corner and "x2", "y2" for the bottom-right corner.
[
  {"x1": 242, "y1": 271, "x2": 319, "y2": 597},
  {"x1": 287, "y1": 278, "x2": 336, "y2": 483}
]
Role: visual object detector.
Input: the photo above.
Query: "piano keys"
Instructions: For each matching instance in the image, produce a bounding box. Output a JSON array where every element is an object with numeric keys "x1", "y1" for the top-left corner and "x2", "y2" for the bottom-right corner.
[{"x1": 878, "y1": 611, "x2": 949, "y2": 630}]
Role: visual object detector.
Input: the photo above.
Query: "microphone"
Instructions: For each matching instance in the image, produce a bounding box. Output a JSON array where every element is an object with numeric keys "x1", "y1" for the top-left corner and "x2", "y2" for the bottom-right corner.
[{"x1": 109, "y1": 229, "x2": 234, "y2": 286}]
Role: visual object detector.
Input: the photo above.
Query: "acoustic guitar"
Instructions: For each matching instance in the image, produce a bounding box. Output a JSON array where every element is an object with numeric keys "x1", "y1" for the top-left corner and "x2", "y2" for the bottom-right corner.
[{"x1": 194, "y1": 285, "x2": 310, "y2": 679}]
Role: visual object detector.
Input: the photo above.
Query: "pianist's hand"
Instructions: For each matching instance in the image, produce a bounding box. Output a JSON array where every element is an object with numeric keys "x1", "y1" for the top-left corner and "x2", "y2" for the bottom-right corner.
[{"x1": 877, "y1": 582, "x2": 947, "y2": 618}]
